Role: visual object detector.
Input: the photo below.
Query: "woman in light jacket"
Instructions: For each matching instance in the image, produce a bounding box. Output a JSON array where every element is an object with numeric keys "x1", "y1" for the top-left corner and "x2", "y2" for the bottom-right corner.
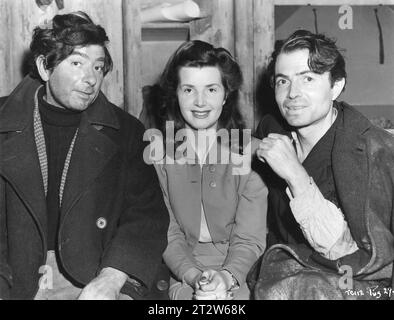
[{"x1": 147, "y1": 40, "x2": 268, "y2": 300}]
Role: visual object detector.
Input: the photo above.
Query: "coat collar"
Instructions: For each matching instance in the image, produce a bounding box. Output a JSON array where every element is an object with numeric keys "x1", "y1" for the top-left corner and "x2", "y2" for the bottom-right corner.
[{"x1": 0, "y1": 75, "x2": 119, "y2": 133}]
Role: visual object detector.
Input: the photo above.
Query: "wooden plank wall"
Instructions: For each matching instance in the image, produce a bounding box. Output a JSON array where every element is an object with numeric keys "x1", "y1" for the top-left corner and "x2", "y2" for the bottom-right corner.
[
  {"x1": 191, "y1": 0, "x2": 235, "y2": 54},
  {"x1": 191, "y1": 0, "x2": 274, "y2": 130},
  {"x1": 234, "y1": 0, "x2": 254, "y2": 129},
  {"x1": 123, "y1": 0, "x2": 142, "y2": 116},
  {"x1": 0, "y1": 0, "x2": 269, "y2": 129},
  {"x1": 0, "y1": 0, "x2": 123, "y2": 107}
]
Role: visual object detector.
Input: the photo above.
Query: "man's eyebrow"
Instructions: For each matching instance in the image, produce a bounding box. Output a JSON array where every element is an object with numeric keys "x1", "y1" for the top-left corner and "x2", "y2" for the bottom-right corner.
[
  {"x1": 296, "y1": 70, "x2": 315, "y2": 76},
  {"x1": 275, "y1": 70, "x2": 315, "y2": 79},
  {"x1": 70, "y1": 51, "x2": 105, "y2": 61},
  {"x1": 275, "y1": 73, "x2": 289, "y2": 79}
]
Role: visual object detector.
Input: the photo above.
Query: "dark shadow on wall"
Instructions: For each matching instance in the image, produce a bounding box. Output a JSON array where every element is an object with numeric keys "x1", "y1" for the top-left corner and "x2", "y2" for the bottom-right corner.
[
  {"x1": 21, "y1": 49, "x2": 33, "y2": 77},
  {"x1": 254, "y1": 40, "x2": 291, "y2": 137},
  {"x1": 139, "y1": 84, "x2": 161, "y2": 129}
]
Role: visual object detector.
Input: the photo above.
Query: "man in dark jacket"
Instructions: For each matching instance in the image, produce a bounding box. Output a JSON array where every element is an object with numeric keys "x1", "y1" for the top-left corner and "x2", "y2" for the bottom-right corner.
[
  {"x1": 0, "y1": 11, "x2": 169, "y2": 300},
  {"x1": 249, "y1": 30, "x2": 394, "y2": 299}
]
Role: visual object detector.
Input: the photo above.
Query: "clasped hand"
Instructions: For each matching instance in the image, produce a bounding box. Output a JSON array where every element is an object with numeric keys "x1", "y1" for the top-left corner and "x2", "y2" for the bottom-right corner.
[{"x1": 193, "y1": 269, "x2": 233, "y2": 300}]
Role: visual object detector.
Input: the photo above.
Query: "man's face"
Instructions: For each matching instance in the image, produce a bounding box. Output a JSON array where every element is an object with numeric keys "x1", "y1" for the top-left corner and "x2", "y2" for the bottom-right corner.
[
  {"x1": 177, "y1": 66, "x2": 226, "y2": 131},
  {"x1": 274, "y1": 49, "x2": 342, "y2": 129},
  {"x1": 43, "y1": 44, "x2": 105, "y2": 111}
]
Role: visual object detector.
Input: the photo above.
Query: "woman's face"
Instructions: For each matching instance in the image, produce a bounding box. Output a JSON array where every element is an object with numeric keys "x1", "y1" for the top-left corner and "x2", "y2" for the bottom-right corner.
[{"x1": 177, "y1": 66, "x2": 226, "y2": 131}]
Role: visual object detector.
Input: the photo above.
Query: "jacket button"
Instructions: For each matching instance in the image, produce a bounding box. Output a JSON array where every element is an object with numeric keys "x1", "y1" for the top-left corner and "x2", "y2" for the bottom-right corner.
[
  {"x1": 156, "y1": 280, "x2": 169, "y2": 291},
  {"x1": 209, "y1": 181, "x2": 216, "y2": 188},
  {"x1": 96, "y1": 217, "x2": 107, "y2": 229},
  {"x1": 209, "y1": 165, "x2": 216, "y2": 173}
]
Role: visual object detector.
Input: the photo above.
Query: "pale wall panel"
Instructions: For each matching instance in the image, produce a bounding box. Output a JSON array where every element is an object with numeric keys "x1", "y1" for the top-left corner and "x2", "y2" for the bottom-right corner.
[{"x1": 0, "y1": 0, "x2": 123, "y2": 107}]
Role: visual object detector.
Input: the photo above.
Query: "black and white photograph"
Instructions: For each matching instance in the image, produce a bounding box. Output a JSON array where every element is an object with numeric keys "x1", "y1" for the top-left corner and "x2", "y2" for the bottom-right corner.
[{"x1": 0, "y1": 0, "x2": 393, "y2": 313}]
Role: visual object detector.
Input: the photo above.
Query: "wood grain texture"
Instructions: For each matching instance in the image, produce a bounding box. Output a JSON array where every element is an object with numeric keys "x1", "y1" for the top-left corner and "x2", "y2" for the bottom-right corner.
[
  {"x1": 123, "y1": 0, "x2": 143, "y2": 116},
  {"x1": 0, "y1": 0, "x2": 123, "y2": 107},
  {"x1": 235, "y1": 0, "x2": 255, "y2": 129},
  {"x1": 191, "y1": 0, "x2": 234, "y2": 54}
]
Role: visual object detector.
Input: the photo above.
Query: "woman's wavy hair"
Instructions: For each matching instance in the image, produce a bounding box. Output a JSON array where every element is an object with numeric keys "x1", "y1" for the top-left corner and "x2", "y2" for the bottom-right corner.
[
  {"x1": 153, "y1": 40, "x2": 245, "y2": 136},
  {"x1": 267, "y1": 29, "x2": 346, "y2": 90},
  {"x1": 29, "y1": 11, "x2": 113, "y2": 79}
]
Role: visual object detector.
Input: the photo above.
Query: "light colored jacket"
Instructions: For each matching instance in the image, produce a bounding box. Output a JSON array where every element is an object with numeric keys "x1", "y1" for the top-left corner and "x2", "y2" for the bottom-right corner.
[{"x1": 154, "y1": 140, "x2": 268, "y2": 286}]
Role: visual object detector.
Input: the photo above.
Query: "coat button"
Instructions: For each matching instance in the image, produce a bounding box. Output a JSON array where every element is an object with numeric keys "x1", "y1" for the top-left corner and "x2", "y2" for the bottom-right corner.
[
  {"x1": 96, "y1": 217, "x2": 107, "y2": 229},
  {"x1": 156, "y1": 280, "x2": 169, "y2": 291},
  {"x1": 209, "y1": 165, "x2": 216, "y2": 173},
  {"x1": 209, "y1": 181, "x2": 216, "y2": 188}
]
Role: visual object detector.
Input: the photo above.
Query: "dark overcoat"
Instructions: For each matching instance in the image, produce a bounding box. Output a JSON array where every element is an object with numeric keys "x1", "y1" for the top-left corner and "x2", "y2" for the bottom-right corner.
[
  {"x1": 249, "y1": 102, "x2": 394, "y2": 299},
  {"x1": 0, "y1": 76, "x2": 169, "y2": 299}
]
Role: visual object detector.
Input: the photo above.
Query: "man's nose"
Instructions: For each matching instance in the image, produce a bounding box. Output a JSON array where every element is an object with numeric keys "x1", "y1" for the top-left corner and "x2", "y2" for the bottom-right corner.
[
  {"x1": 82, "y1": 67, "x2": 97, "y2": 86},
  {"x1": 194, "y1": 92, "x2": 206, "y2": 107},
  {"x1": 288, "y1": 81, "x2": 301, "y2": 99}
]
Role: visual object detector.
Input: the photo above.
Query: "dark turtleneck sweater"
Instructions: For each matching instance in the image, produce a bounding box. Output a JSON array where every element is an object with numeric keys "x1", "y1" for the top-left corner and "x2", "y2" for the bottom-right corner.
[{"x1": 38, "y1": 87, "x2": 82, "y2": 250}]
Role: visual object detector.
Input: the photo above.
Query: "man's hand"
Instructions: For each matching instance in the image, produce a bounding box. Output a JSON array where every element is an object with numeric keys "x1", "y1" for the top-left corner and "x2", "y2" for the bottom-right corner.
[
  {"x1": 256, "y1": 133, "x2": 310, "y2": 197},
  {"x1": 78, "y1": 267, "x2": 128, "y2": 300}
]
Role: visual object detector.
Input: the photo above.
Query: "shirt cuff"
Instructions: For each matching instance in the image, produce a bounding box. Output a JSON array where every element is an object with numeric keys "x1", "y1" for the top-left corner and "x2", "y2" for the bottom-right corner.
[{"x1": 285, "y1": 177, "x2": 357, "y2": 259}]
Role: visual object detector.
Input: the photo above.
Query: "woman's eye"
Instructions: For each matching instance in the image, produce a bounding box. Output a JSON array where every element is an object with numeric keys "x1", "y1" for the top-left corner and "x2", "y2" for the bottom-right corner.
[
  {"x1": 71, "y1": 61, "x2": 82, "y2": 67},
  {"x1": 208, "y1": 87, "x2": 218, "y2": 93},
  {"x1": 183, "y1": 88, "x2": 192, "y2": 94},
  {"x1": 95, "y1": 65, "x2": 104, "y2": 72}
]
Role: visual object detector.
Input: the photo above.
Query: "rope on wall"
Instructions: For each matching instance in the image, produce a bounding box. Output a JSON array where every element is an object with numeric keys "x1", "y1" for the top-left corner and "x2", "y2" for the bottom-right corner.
[
  {"x1": 35, "y1": 0, "x2": 64, "y2": 10},
  {"x1": 374, "y1": 7, "x2": 385, "y2": 64},
  {"x1": 312, "y1": 8, "x2": 319, "y2": 34}
]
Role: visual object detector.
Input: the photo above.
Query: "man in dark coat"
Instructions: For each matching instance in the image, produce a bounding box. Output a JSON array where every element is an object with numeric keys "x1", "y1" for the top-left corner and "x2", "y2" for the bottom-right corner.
[
  {"x1": 249, "y1": 30, "x2": 394, "y2": 300},
  {"x1": 0, "y1": 11, "x2": 169, "y2": 300}
]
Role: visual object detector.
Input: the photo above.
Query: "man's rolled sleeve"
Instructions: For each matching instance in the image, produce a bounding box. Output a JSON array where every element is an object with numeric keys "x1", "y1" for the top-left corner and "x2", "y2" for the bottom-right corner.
[{"x1": 286, "y1": 177, "x2": 358, "y2": 260}]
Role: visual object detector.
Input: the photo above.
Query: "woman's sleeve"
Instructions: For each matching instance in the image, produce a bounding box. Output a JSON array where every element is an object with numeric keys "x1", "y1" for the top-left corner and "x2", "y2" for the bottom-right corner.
[
  {"x1": 154, "y1": 164, "x2": 202, "y2": 282},
  {"x1": 222, "y1": 170, "x2": 268, "y2": 286}
]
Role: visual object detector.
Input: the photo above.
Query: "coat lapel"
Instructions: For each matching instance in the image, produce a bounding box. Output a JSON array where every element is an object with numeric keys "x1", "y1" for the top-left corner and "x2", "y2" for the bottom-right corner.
[
  {"x1": 0, "y1": 77, "x2": 47, "y2": 237},
  {"x1": 332, "y1": 102, "x2": 370, "y2": 242}
]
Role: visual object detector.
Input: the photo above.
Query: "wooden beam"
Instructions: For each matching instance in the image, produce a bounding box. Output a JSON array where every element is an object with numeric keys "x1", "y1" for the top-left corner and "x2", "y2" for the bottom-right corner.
[
  {"x1": 275, "y1": 0, "x2": 394, "y2": 5},
  {"x1": 190, "y1": 0, "x2": 235, "y2": 54},
  {"x1": 254, "y1": 0, "x2": 275, "y2": 129},
  {"x1": 122, "y1": 0, "x2": 143, "y2": 117},
  {"x1": 66, "y1": 0, "x2": 124, "y2": 108},
  {"x1": 235, "y1": 0, "x2": 254, "y2": 129}
]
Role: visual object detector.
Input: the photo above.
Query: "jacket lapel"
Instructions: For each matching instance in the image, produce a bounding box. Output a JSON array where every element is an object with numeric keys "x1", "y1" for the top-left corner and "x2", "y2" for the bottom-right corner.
[
  {"x1": 332, "y1": 102, "x2": 370, "y2": 242},
  {"x1": 0, "y1": 76, "x2": 47, "y2": 237}
]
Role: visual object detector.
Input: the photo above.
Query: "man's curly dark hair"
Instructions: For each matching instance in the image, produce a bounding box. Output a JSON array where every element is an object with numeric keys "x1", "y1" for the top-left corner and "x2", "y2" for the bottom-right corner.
[{"x1": 29, "y1": 11, "x2": 113, "y2": 79}]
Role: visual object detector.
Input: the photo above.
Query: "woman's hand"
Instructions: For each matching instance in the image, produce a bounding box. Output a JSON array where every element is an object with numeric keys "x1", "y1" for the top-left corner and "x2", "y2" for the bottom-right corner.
[{"x1": 194, "y1": 269, "x2": 233, "y2": 300}]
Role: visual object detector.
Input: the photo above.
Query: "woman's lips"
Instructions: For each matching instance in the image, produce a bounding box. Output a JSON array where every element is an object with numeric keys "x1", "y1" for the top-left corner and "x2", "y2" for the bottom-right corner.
[{"x1": 192, "y1": 110, "x2": 210, "y2": 119}]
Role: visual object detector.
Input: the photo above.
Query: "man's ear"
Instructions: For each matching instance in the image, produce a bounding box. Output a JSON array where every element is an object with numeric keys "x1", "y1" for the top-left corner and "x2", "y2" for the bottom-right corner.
[
  {"x1": 332, "y1": 78, "x2": 346, "y2": 101},
  {"x1": 36, "y1": 55, "x2": 50, "y2": 82}
]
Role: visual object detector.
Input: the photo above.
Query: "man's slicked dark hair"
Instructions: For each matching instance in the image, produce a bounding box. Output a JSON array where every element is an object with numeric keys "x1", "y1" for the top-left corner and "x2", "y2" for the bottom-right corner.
[
  {"x1": 268, "y1": 29, "x2": 347, "y2": 88},
  {"x1": 29, "y1": 11, "x2": 113, "y2": 78}
]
